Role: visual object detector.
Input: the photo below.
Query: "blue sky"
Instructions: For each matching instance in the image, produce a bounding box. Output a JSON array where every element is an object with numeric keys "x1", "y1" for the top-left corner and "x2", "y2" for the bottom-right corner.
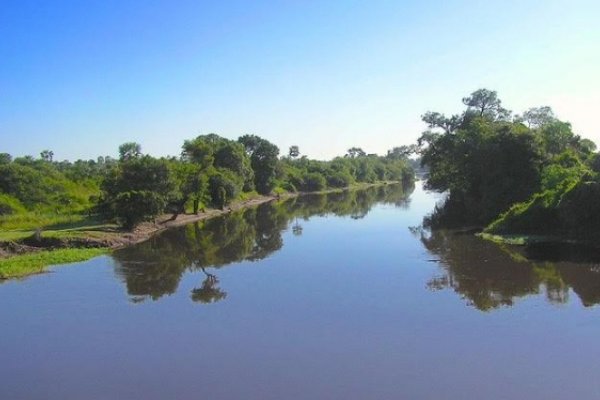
[{"x1": 1, "y1": 0, "x2": 599, "y2": 161}]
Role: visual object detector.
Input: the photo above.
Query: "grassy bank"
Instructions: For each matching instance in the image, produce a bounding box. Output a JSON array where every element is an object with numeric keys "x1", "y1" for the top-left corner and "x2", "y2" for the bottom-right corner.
[
  {"x1": 0, "y1": 248, "x2": 108, "y2": 279},
  {"x1": 478, "y1": 232, "x2": 592, "y2": 247},
  {"x1": 0, "y1": 181, "x2": 400, "y2": 279}
]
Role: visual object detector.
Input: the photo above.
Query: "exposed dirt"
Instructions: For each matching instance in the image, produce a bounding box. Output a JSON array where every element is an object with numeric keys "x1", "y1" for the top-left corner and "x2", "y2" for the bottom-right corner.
[{"x1": 0, "y1": 195, "x2": 283, "y2": 258}]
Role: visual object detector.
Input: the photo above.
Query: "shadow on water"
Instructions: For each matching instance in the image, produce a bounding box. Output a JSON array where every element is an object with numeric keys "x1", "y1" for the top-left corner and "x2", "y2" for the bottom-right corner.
[
  {"x1": 416, "y1": 228, "x2": 600, "y2": 311},
  {"x1": 112, "y1": 183, "x2": 413, "y2": 304}
]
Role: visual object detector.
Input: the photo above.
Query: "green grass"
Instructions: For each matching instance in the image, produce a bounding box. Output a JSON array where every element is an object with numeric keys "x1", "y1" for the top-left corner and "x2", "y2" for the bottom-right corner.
[
  {"x1": 0, "y1": 215, "x2": 119, "y2": 242},
  {"x1": 238, "y1": 190, "x2": 262, "y2": 200},
  {"x1": 0, "y1": 248, "x2": 109, "y2": 279},
  {"x1": 0, "y1": 212, "x2": 88, "y2": 230},
  {"x1": 478, "y1": 232, "x2": 528, "y2": 245},
  {"x1": 479, "y1": 232, "x2": 581, "y2": 247}
]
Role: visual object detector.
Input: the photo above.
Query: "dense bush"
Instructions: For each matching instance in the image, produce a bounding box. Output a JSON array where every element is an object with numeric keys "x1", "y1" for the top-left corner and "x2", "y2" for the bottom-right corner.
[
  {"x1": 325, "y1": 171, "x2": 353, "y2": 188},
  {"x1": 114, "y1": 191, "x2": 167, "y2": 229},
  {"x1": 1, "y1": 134, "x2": 415, "y2": 229},
  {"x1": 557, "y1": 181, "x2": 600, "y2": 237},
  {"x1": 208, "y1": 169, "x2": 243, "y2": 209},
  {"x1": 299, "y1": 172, "x2": 326, "y2": 192},
  {"x1": 485, "y1": 190, "x2": 563, "y2": 234}
]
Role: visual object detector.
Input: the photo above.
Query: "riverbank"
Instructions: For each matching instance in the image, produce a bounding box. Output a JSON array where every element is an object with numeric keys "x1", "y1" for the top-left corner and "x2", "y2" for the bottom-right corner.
[
  {"x1": 0, "y1": 181, "x2": 397, "y2": 279},
  {"x1": 479, "y1": 231, "x2": 600, "y2": 248}
]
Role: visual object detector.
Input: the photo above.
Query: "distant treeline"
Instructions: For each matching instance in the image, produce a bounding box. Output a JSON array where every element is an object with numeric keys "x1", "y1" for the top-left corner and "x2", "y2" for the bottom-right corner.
[
  {"x1": 0, "y1": 135, "x2": 414, "y2": 229},
  {"x1": 419, "y1": 88, "x2": 600, "y2": 240}
]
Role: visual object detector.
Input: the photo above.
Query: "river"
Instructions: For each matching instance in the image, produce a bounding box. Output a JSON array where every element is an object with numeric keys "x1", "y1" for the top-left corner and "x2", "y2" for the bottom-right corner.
[{"x1": 1, "y1": 182, "x2": 599, "y2": 399}]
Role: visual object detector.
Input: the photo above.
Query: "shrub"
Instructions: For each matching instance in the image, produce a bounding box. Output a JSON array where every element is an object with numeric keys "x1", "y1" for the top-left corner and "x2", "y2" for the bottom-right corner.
[
  {"x1": 485, "y1": 190, "x2": 562, "y2": 234},
  {"x1": 300, "y1": 172, "x2": 326, "y2": 192},
  {"x1": 114, "y1": 191, "x2": 166, "y2": 229},
  {"x1": 326, "y1": 171, "x2": 353, "y2": 188},
  {"x1": 208, "y1": 169, "x2": 242, "y2": 208},
  {"x1": 557, "y1": 181, "x2": 600, "y2": 237}
]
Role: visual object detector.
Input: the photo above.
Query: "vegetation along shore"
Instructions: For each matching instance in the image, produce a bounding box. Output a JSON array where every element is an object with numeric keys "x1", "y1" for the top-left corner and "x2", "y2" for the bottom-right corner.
[
  {"x1": 0, "y1": 132, "x2": 414, "y2": 278},
  {"x1": 418, "y1": 89, "x2": 600, "y2": 247},
  {"x1": 4, "y1": 88, "x2": 600, "y2": 278}
]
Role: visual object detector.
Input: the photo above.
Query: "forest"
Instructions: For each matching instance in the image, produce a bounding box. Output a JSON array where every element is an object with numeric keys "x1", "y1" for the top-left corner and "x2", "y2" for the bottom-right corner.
[
  {"x1": 418, "y1": 89, "x2": 600, "y2": 242},
  {"x1": 0, "y1": 135, "x2": 413, "y2": 231}
]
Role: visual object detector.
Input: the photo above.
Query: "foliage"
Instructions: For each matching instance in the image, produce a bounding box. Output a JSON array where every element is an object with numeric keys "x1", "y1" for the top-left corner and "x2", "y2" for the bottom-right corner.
[
  {"x1": 419, "y1": 88, "x2": 597, "y2": 230},
  {"x1": 486, "y1": 177, "x2": 600, "y2": 240},
  {"x1": 557, "y1": 181, "x2": 600, "y2": 238},
  {"x1": 288, "y1": 145, "x2": 300, "y2": 158},
  {"x1": 100, "y1": 155, "x2": 175, "y2": 228},
  {"x1": 208, "y1": 169, "x2": 243, "y2": 209},
  {"x1": 485, "y1": 189, "x2": 564, "y2": 235},
  {"x1": 111, "y1": 183, "x2": 413, "y2": 301},
  {"x1": 299, "y1": 172, "x2": 326, "y2": 192},
  {"x1": 0, "y1": 194, "x2": 26, "y2": 216},
  {"x1": 118, "y1": 142, "x2": 142, "y2": 161},
  {"x1": 114, "y1": 190, "x2": 167, "y2": 229},
  {"x1": 239, "y1": 134, "x2": 280, "y2": 194},
  {"x1": 1, "y1": 133, "x2": 414, "y2": 231}
]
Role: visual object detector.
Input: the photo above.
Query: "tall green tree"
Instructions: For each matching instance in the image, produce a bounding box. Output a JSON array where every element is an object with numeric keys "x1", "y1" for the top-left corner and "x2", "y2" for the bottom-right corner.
[
  {"x1": 419, "y1": 90, "x2": 542, "y2": 226},
  {"x1": 238, "y1": 134, "x2": 279, "y2": 194},
  {"x1": 289, "y1": 145, "x2": 300, "y2": 159},
  {"x1": 462, "y1": 88, "x2": 510, "y2": 120},
  {"x1": 118, "y1": 142, "x2": 142, "y2": 161},
  {"x1": 101, "y1": 155, "x2": 175, "y2": 228}
]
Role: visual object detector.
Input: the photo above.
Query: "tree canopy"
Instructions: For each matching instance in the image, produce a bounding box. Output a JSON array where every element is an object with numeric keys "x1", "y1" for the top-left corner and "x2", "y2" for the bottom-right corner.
[
  {"x1": 419, "y1": 88, "x2": 599, "y2": 238},
  {"x1": 0, "y1": 133, "x2": 414, "y2": 230}
]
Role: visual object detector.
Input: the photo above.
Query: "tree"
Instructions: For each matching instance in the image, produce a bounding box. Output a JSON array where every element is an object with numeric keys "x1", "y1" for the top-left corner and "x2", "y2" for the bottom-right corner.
[
  {"x1": 289, "y1": 145, "x2": 300, "y2": 159},
  {"x1": 169, "y1": 161, "x2": 206, "y2": 215},
  {"x1": 213, "y1": 140, "x2": 254, "y2": 191},
  {"x1": 346, "y1": 147, "x2": 366, "y2": 158},
  {"x1": 40, "y1": 150, "x2": 54, "y2": 162},
  {"x1": 300, "y1": 172, "x2": 326, "y2": 191},
  {"x1": 118, "y1": 142, "x2": 142, "y2": 161},
  {"x1": 191, "y1": 269, "x2": 227, "y2": 304},
  {"x1": 522, "y1": 106, "x2": 556, "y2": 128},
  {"x1": 462, "y1": 89, "x2": 510, "y2": 120},
  {"x1": 579, "y1": 138, "x2": 597, "y2": 154},
  {"x1": 114, "y1": 190, "x2": 166, "y2": 229},
  {"x1": 419, "y1": 90, "x2": 543, "y2": 226},
  {"x1": 100, "y1": 155, "x2": 175, "y2": 228},
  {"x1": 386, "y1": 145, "x2": 417, "y2": 160},
  {"x1": 182, "y1": 134, "x2": 254, "y2": 204},
  {"x1": 208, "y1": 169, "x2": 242, "y2": 209},
  {"x1": 182, "y1": 137, "x2": 214, "y2": 168},
  {"x1": 238, "y1": 134, "x2": 280, "y2": 194},
  {"x1": 539, "y1": 121, "x2": 576, "y2": 156},
  {"x1": 421, "y1": 112, "x2": 462, "y2": 134},
  {"x1": 0, "y1": 153, "x2": 12, "y2": 164}
]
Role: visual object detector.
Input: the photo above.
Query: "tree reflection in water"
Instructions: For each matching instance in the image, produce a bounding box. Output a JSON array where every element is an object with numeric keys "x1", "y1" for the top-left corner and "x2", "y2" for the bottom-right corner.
[
  {"x1": 112, "y1": 183, "x2": 413, "y2": 304},
  {"x1": 191, "y1": 268, "x2": 227, "y2": 304},
  {"x1": 418, "y1": 228, "x2": 600, "y2": 311}
]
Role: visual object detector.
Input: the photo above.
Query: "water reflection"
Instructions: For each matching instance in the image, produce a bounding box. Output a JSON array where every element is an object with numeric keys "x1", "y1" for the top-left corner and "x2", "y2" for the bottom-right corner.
[
  {"x1": 112, "y1": 183, "x2": 413, "y2": 303},
  {"x1": 418, "y1": 229, "x2": 600, "y2": 310},
  {"x1": 191, "y1": 268, "x2": 227, "y2": 304}
]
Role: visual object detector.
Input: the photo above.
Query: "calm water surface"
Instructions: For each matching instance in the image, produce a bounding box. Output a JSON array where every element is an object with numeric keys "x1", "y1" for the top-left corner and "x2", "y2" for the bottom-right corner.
[{"x1": 2, "y1": 183, "x2": 600, "y2": 399}]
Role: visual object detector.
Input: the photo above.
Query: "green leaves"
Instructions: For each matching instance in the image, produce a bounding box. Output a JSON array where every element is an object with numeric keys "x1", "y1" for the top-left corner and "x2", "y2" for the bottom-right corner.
[
  {"x1": 421, "y1": 88, "x2": 599, "y2": 233},
  {"x1": 100, "y1": 155, "x2": 175, "y2": 228}
]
